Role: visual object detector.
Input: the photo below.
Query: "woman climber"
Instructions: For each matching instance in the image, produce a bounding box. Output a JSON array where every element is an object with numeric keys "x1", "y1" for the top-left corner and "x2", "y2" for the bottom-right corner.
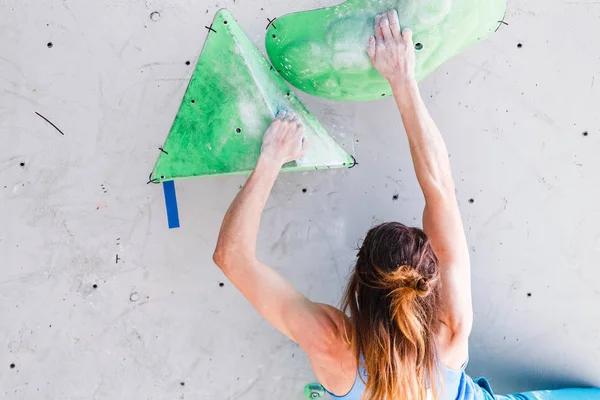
[{"x1": 213, "y1": 10, "x2": 599, "y2": 400}]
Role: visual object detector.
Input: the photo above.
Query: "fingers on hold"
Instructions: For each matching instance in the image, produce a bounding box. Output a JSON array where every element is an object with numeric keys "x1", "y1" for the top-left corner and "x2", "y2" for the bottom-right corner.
[
  {"x1": 387, "y1": 9, "x2": 399, "y2": 24},
  {"x1": 374, "y1": 13, "x2": 382, "y2": 25},
  {"x1": 276, "y1": 110, "x2": 287, "y2": 120},
  {"x1": 402, "y1": 28, "x2": 413, "y2": 43},
  {"x1": 367, "y1": 36, "x2": 376, "y2": 60},
  {"x1": 285, "y1": 112, "x2": 295, "y2": 122},
  {"x1": 388, "y1": 10, "x2": 401, "y2": 38},
  {"x1": 374, "y1": 14, "x2": 384, "y2": 41},
  {"x1": 379, "y1": 13, "x2": 393, "y2": 41}
]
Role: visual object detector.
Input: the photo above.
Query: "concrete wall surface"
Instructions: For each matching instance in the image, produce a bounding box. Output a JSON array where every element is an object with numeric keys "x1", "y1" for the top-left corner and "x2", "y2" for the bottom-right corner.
[{"x1": 1, "y1": 0, "x2": 599, "y2": 398}]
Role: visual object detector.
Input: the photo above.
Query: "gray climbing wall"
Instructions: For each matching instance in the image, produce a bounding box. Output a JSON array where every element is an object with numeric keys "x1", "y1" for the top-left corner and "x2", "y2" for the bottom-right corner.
[{"x1": 1, "y1": 0, "x2": 599, "y2": 398}]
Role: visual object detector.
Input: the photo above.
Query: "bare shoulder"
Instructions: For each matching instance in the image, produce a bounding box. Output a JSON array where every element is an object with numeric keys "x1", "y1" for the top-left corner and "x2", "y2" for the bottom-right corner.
[
  {"x1": 317, "y1": 303, "x2": 349, "y2": 330},
  {"x1": 307, "y1": 304, "x2": 357, "y2": 396},
  {"x1": 307, "y1": 303, "x2": 351, "y2": 353}
]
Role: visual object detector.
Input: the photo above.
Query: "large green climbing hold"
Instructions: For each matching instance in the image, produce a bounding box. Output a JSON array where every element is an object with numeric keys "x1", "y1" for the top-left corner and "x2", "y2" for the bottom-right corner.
[
  {"x1": 266, "y1": 0, "x2": 506, "y2": 101},
  {"x1": 151, "y1": 9, "x2": 353, "y2": 182}
]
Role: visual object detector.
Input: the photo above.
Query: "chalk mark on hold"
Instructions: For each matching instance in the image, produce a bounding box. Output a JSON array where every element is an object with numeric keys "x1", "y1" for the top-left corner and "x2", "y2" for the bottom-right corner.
[
  {"x1": 205, "y1": 24, "x2": 217, "y2": 33},
  {"x1": 159, "y1": 147, "x2": 168, "y2": 155},
  {"x1": 35, "y1": 112, "x2": 65, "y2": 135}
]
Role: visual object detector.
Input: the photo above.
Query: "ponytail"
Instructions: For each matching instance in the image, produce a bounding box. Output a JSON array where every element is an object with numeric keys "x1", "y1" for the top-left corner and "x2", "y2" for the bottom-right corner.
[{"x1": 341, "y1": 222, "x2": 441, "y2": 400}]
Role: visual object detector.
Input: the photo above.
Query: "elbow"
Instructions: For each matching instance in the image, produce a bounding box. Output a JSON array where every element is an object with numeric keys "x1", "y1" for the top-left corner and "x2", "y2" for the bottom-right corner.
[
  {"x1": 213, "y1": 244, "x2": 253, "y2": 272},
  {"x1": 212, "y1": 246, "x2": 232, "y2": 271}
]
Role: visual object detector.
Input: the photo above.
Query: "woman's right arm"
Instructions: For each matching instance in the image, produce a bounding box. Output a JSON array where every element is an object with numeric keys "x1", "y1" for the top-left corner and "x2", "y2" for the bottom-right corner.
[{"x1": 368, "y1": 10, "x2": 473, "y2": 369}]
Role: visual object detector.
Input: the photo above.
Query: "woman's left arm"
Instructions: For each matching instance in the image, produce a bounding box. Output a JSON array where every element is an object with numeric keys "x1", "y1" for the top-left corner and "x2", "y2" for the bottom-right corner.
[{"x1": 213, "y1": 111, "x2": 343, "y2": 355}]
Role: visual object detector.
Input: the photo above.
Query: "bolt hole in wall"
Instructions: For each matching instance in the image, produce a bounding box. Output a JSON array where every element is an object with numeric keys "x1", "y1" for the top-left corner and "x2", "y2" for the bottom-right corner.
[
  {"x1": 150, "y1": 11, "x2": 160, "y2": 21},
  {"x1": 219, "y1": 282, "x2": 224, "y2": 287},
  {"x1": 582, "y1": 131, "x2": 588, "y2": 137},
  {"x1": 47, "y1": 42, "x2": 53, "y2": 48},
  {"x1": 185, "y1": 61, "x2": 190, "y2": 65},
  {"x1": 236, "y1": 128, "x2": 241, "y2": 133},
  {"x1": 415, "y1": 42, "x2": 423, "y2": 50},
  {"x1": 468, "y1": 198, "x2": 475, "y2": 204},
  {"x1": 10, "y1": 363, "x2": 15, "y2": 369}
]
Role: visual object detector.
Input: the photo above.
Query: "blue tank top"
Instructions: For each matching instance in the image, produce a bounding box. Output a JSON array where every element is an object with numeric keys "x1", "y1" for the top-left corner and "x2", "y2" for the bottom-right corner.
[{"x1": 325, "y1": 359, "x2": 490, "y2": 400}]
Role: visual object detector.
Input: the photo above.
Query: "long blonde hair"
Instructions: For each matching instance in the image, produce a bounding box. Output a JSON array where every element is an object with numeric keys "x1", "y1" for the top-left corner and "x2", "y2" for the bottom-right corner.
[{"x1": 341, "y1": 222, "x2": 442, "y2": 400}]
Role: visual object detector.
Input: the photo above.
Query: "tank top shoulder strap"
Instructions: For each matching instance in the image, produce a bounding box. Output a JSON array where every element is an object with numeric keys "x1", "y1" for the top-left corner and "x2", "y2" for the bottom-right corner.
[{"x1": 325, "y1": 363, "x2": 367, "y2": 400}]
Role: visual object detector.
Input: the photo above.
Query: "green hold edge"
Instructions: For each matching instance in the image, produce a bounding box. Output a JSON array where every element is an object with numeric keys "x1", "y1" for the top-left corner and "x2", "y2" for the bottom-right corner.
[
  {"x1": 151, "y1": 10, "x2": 354, "y2": 182},
  {"x1": 304, "y1": 383, "x2": 326, "y2": 399},
  {"x1": 266, "y1": 0, "x2": 507, "y2": 101}
]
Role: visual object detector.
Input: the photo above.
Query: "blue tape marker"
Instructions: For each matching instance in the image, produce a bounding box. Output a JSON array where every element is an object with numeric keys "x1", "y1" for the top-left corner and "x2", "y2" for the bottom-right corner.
[{"x1": 162, "y1": 180, "x2": 180, "y2": 229}]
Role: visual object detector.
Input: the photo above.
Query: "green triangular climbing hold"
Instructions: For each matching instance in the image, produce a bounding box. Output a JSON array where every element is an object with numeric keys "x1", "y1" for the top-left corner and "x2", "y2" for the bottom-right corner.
[
  {"x1": 265, "y1": 0, "x2": 506, "y2": 101},
  {"x1": 151, "y1": 9, "x2": 353, "y2": 182}
]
